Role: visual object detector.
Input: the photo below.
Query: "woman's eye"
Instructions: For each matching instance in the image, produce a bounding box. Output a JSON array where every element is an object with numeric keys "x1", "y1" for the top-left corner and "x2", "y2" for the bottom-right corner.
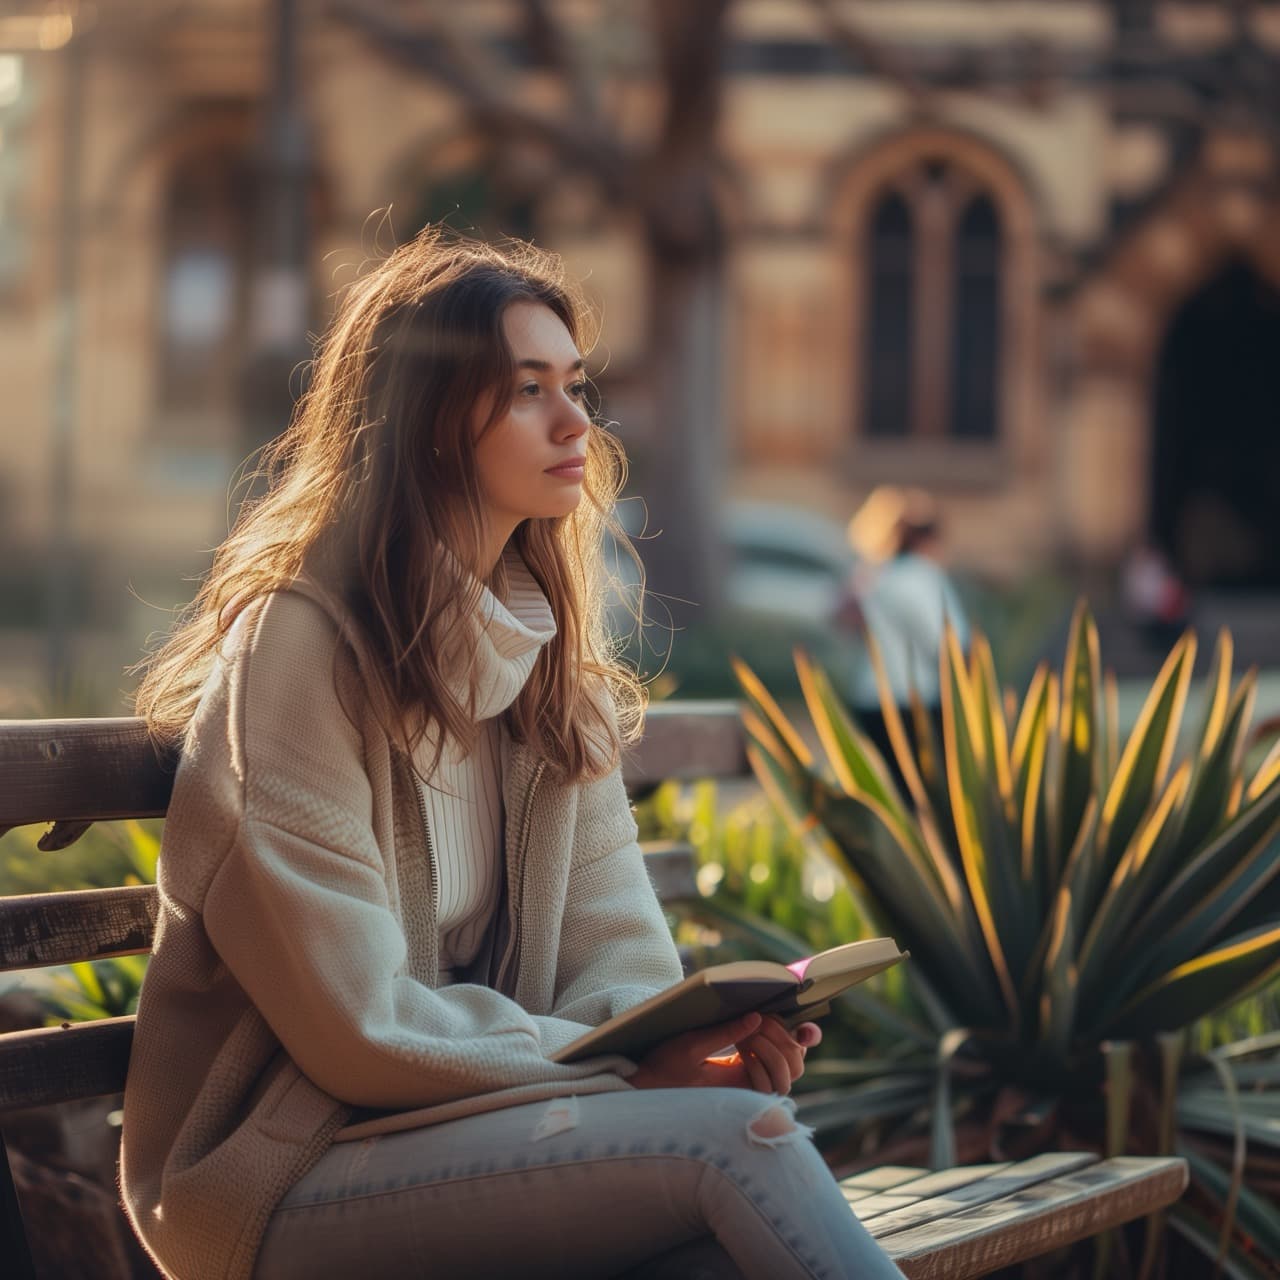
[
  {"x1": 519, "y1": 382, "x2": 540, "y2": 397},
  {"x1": 569, "y1": 381, "x2": 589, "y2": 399}
]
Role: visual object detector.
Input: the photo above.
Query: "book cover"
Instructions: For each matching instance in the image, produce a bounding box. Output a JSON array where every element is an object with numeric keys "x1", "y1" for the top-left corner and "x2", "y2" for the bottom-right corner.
[{"x1": 552, "y1": 936, "x2": 906, "y2": 1064}]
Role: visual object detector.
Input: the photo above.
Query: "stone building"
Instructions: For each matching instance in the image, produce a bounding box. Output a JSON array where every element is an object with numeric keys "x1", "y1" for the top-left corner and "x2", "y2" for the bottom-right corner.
[{"x1": 2, "y1": 0, "x2": 1279, "y2": 695}]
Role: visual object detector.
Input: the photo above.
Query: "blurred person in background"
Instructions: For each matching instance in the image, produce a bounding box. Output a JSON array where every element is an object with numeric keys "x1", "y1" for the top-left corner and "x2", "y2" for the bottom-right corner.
[
  {"x1": 119, "y1": 226, "x2": 904, "y2": 1280},
  {"x1": 1122, "y1": 540, "x2": 1192, "y2": 653},
  {"x1": 835, "y1": 487, "x2": 969, "y2": 795}
]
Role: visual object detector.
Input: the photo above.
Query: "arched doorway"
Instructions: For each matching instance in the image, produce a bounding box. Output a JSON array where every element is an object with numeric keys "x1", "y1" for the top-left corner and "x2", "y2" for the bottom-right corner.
[{"x1": 1150, "y1": 261, "x2": 1280, "y2": 588}]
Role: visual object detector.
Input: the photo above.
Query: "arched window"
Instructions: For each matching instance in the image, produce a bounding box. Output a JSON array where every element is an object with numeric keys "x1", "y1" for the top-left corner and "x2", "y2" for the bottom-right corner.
[
  {"x1": 951, "y1": 194, "x2": 1001, "y2": 440},
  {"x1": 864, "y1": 193, "x2": 914, "y2": 438},
  {"x1": 860, "y1": 160, "x2": 1005, "y2": 442}
]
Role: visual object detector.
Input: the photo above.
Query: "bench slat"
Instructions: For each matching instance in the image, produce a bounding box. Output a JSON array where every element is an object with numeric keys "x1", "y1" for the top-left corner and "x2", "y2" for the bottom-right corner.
[
  {"x1": 842, "y1": 1164, "x2": 1011, "y2": 1212},
  {"x1": 0, "y1": 885, "x2": 158, "y2": 973},
  {"x1": 884, "y1": 1157, "x2": 1189, "y2": 1280},
  {"x1": 861, "y1": 1152, "x2": 1098, "y2": 1234},
  {"x1": 627, "y1": 703, "x2": 748, "y2": 788},
  {"x1": 0, "y1": 846, "x2": 688, "y2": 1107},
  {"x1": 874, "y1": 1162, "x2": 1013, "y2": 1199},
  {"x1": 848, "y1": 1193, "x2": 919, "y2": 1218},
  {"x1": 641, "y1": 843, "x2": 699, "y2": 904},
  {"x1": 838, "y1": 1165, "x2": 929, "y2": 1191},
  {"x1": 0, "y1": 848, "x2": 691, "y2": 977},
  {"x1": 0, "y1": 704, "x2": 748, "y2": 836},
  {"x1": 0, "y1": 719, "x2": 174, "y2": 830},
  {"x1": 0, "y1": 1018, "x2": 134, "y2": 1111}
]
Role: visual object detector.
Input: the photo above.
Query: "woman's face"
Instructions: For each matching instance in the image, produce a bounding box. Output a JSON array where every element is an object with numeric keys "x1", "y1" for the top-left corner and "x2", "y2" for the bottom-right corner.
[{"x1": 472, "y1": 300, "x2": 591, "y2": 545}]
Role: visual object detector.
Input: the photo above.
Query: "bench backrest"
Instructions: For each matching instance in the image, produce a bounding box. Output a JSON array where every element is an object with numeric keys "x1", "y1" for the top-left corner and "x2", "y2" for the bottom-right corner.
[{"x1": 0, "y1": 701, "x2": 749, "y2": 1112}]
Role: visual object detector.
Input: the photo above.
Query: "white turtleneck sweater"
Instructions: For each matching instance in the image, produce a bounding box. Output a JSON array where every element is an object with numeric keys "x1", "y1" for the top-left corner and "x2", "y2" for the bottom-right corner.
[{"x1": 414, "y1": 544, "x2": 557, "y2": 981}]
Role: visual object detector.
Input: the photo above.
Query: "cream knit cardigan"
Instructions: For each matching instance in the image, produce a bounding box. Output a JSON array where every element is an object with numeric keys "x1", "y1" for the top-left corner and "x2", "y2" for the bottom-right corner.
[{"x1": 119, "y1": 579, "x2": 684, "y2": 1280}]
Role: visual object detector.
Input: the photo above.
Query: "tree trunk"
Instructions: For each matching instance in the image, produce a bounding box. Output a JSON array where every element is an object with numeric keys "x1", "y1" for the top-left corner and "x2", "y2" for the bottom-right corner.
[
  {"x1": 637, "y1": 242, "x2": 727, "y2": 629},
  {"x1": 631, "y1": 0, "x2": 734, "y2": 628}
]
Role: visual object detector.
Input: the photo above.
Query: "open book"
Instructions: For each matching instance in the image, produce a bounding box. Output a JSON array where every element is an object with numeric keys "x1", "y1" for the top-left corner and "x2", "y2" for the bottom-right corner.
[{"x1": 552, "y1": 936, "x2": 907, "y2": 1064}]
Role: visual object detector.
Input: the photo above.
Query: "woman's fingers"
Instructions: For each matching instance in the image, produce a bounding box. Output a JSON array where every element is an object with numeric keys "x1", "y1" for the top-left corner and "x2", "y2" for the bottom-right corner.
[
  {"x1": 633, "y1": 1012, "x2": 767, "y2": 1089},
  {"x1": 636, "y1": 1010, "x2": 822, "y2": 1093},
  {"x1": 734, "y1": 1017, "x2": 815, "y2": 1094},
  {"x1": 667, "y1": 1012, "x2": 763, "y2": 1072},
  {"x1": 794, "y1": 1021, "x2": 822, "y2": 1049},
  {"x1": 742, "y1": 1048, "x2": 772, "y2": 1094},
  {"x1": 759, "y1": 1018, "x2": 807, "y2": 1079},
  {"x1": 686, "y1": 1012, "x2": 761, "y2": 1060},
  {"x1": 738, "y1": 1027, "x2": 796, "y2": 1094}
]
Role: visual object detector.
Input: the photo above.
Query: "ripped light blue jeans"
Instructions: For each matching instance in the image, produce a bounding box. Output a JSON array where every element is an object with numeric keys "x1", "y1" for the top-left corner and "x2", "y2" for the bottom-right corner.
[{"x1": 253, "y1": 1087, "x2": 906, "y2": 1279}]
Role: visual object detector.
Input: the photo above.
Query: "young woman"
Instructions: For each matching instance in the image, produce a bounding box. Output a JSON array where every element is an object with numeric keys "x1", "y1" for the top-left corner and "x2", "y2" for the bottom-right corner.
[{"x1": 120, "y1": 227, "x2": 904, "y2": 1280}]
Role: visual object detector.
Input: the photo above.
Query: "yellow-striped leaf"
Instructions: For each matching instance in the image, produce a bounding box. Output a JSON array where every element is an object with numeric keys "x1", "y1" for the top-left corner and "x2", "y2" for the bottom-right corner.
[
  {"x1": 1098, "y1": 630, "x2": 1197, "y2": 875},
  {"x1": 1101, "y1": 923, "x2": 1280, "y2": 1038}
]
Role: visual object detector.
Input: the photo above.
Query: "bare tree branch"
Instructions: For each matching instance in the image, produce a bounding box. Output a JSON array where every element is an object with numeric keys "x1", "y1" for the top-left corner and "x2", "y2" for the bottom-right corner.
[
  {"x1": 806, "y1": 0, "x2": 1064, "y2": 111},
  {"x1": 326, "y1": 0, "x2": 632, "y2": 200},
  {"x1": 520, "y1": 0, "x2": 604, "y2": 130},
  {"x1": 802, "y1": 0, "x2": 929, "y2": 107}
]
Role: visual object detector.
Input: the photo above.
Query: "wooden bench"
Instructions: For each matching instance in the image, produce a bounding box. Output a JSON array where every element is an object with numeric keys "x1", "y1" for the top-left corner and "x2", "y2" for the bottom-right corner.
[
  {"x1": 0, "y1": 703, "x2": 1186, "y2": 1279},
  {"x1": 842, "y1": 1155, "x2": 1186, "y2": 1279}
]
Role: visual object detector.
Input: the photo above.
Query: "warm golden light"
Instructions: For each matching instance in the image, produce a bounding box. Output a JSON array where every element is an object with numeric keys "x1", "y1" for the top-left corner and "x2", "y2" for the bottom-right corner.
[{"x1": 0, "y1": 12, "x2": 74, "y2": 51}]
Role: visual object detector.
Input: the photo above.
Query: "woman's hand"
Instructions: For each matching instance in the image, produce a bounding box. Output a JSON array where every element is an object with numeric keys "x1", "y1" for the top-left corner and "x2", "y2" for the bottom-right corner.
[{"x1": 627, "y1": 1012, "x2": 822, "y2": 1094}]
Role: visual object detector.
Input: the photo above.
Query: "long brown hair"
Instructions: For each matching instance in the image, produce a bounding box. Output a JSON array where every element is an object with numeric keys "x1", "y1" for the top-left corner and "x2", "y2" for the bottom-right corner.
[{"x1": 133, "y1": 224, "x2": 645, "y2": 782}]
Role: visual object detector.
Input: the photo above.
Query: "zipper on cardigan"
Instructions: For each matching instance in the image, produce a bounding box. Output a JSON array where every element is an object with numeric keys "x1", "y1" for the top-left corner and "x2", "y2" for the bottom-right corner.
[
  {"x1": 414, "y1": 768, "x2": 440, "y2": 954},
  {"x1": 495, "y1": 759, "x2": 547, "y2": 993}
]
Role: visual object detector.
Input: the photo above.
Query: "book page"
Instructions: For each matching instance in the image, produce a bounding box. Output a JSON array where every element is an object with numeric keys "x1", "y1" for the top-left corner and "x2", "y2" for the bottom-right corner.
[{"x1": 798, "y1": 937, "x2": 906, "y2": 1004}]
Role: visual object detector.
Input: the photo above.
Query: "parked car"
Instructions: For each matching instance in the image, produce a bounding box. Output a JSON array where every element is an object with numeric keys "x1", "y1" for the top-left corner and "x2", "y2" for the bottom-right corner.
[
  {"x1": 723, "y1": 501, "x2": 857, "y2": 625},
  {"x1": 605, "y1": 499, "x2": 857, "y2": 631}
]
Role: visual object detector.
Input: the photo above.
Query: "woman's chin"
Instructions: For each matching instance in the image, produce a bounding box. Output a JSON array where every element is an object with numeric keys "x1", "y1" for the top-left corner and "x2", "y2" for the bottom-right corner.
[{"x1": 532, "y1": 493, "x2": 585, "y2": 520}]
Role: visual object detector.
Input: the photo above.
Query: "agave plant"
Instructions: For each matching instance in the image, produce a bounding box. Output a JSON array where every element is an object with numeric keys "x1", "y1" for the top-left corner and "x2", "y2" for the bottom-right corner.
[{"x1": 733, "y1": 604, "x2": 1280, "y2": 1276}]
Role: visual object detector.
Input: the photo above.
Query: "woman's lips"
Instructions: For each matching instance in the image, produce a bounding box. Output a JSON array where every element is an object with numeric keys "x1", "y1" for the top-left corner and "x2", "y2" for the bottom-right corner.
[{"x1": 545, "y1": 460, "x2": 586, "y2": 478}]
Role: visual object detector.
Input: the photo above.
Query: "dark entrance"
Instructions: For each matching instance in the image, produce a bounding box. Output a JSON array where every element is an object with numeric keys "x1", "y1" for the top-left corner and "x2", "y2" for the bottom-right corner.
[{"x1": 1150, "y1": 261, "x2": 1280, "y2": 589}]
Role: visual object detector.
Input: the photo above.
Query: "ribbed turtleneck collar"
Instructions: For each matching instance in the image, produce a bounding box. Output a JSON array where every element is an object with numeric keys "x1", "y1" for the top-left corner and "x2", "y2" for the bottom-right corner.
[
  {"x1": 457, "y1": 542, "x2": 556, "y2": 722},
  {"x1": 289, "y1": 541, "x2": 555, "y2": 734}
]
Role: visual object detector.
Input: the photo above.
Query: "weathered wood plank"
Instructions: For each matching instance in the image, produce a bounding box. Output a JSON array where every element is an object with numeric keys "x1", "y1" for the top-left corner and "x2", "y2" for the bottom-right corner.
[
  {"x1": 0, "y1": 854, "x2": 690, "y2": 1107},
  {"x1": 877, "y1": 1163, "x2": 1014, "y2": 1199},
  {"x1": 0, "y1": 851, "x2": 684, "y2": 968},
  {"x1": 840, "y1": 1186, "x2": 879, "y2": 1204},
  {"x1": 884, "y1": 1157, "x2": 1189, "y2": 1280},
  {"x1": 0, "y1": 885, "x2": 158, "y2": 973},
  {"x1": 642, "y1": 843, "x2": 698, "y2": 905},
  {"x1": 0, "y1": 719, "x2": 175, "y2": 830},
  {"x1": 849, "y1": 1194, "x2": 920, "y2": 1219},
  {"x1": 0, "y1": 1018, "x2": 134, "y2": 1111},
  {"x1": 0, "y1": 841, "x2": 686, "y2": 986},
  {"x1": 841, "y1": 1164, "x2": 1011, "y2": 1211},
  {"x1": 625, "y1": 702, "x2": 748, "y2": 789},
  {"x1": 838, "y1": 1165, "x2": 930, "y2": 1191},
  {"x1": 866, "y1": 1153, "x2": 1099, "y2": 1238},
  {"x1": 0, "y1": 705, "x2": 750, "y2": 837},
  {"x1": 0, "y1": 847, "x2": 683, "y2": 978},
  {"x1": 0, "y1": 852, "x2": 689, "y2": 1103}
]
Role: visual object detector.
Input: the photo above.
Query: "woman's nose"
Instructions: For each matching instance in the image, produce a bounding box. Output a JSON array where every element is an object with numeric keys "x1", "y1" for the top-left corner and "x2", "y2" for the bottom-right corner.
[{"x1": 553, "y1": 397, "x2": 590, "y2": 441}]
